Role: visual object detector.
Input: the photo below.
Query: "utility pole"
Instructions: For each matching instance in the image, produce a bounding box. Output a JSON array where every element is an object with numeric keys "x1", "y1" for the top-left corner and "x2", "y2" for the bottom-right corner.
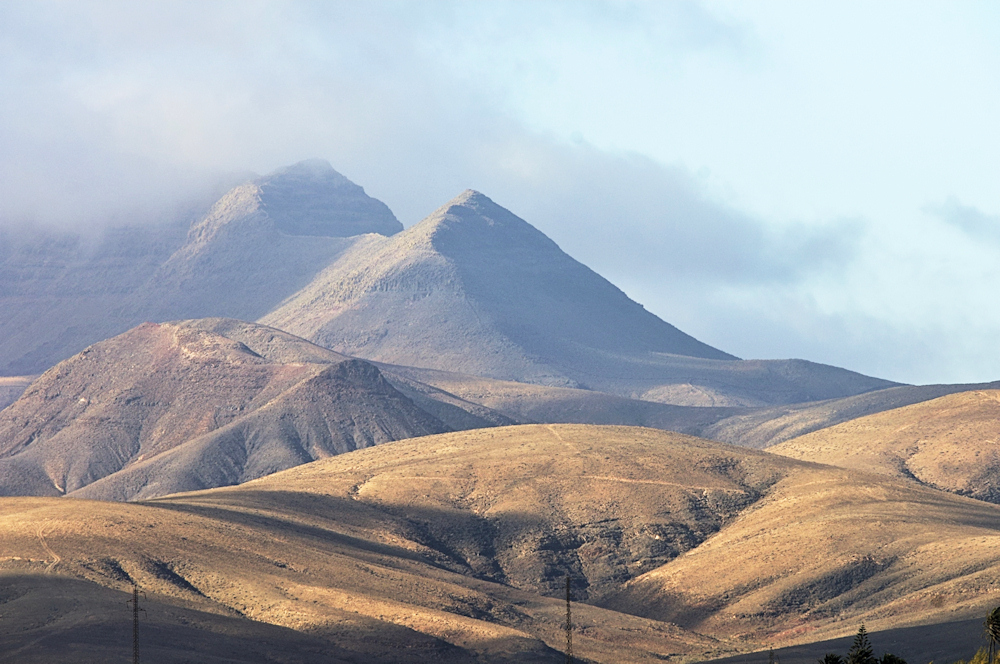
[
  {"x1": 127, "y1": 583, "x2": 146, "y2": 664},
  {"x1": 565, "y1": 574, "x2": 573, "y2": 664}
]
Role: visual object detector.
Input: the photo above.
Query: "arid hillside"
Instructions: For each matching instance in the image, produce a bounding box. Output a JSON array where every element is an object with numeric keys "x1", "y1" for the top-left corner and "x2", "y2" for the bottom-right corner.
[
  {"x1": 0, "y1": 319, "x2": 498, "y2": 501},
  {"x1": 770, "y1": 389, "x2": 1000, "y2": 502},
  {"x1": 2, "y1": 425, "x2": 999, "y2": 663},
  {"x1": 700, "y1": 380, "x2": 1000, "y2": 449}
]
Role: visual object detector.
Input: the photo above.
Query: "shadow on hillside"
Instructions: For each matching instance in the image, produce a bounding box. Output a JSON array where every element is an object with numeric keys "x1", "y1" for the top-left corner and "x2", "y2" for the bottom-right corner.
[
  {"x1": 0, "y1": 572, "x2": 479, "y2": 663},
  {"x1": 706, "y1": 617, "x2": 988, "y2": 664}
]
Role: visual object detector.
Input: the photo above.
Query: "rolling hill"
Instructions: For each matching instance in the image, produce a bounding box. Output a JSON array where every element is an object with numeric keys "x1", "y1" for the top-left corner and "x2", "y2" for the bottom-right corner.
[
  {"x1": 700, "y1": 380, "x2": 1000, "y2": 449},
  {"x1": 769, "y1": 389, "x2": 1000, "y2": 503},
  {"x1": 2, "y1": 425, "x2": 999, "y2": 662}
]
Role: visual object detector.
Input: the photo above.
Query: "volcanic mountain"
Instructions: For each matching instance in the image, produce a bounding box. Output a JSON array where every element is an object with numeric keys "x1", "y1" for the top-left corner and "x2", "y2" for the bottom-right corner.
[
  {"x1": 0, "y1": 319, "x2": 513, "y2": 501},
  {"x1": 0, "y1": 160, "x2": 400, "y2": 375},
  {"x1": 2, "y1": 425, "x2": 999, "y2": 663},
  {"x1": 262, "y1": 190, "x2": 896, "y2": 406}
]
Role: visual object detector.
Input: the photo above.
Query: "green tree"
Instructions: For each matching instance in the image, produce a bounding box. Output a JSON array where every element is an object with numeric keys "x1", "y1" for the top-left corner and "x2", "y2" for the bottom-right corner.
[
  {"x1": 847, "y1": 624, "x2": 876, "y2": 664},
  {"x1": 820, "y1": 655, "x2": 845, "y2": 664},
  {"x1": 985, "y1": 606, "x2": 1000, "y2": 664},
  {"x1": 880, "y1": 654, "x2": 907, "y2": 664}
]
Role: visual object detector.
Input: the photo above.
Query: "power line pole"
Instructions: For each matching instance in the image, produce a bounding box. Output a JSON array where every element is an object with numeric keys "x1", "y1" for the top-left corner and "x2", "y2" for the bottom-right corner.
[
  {"x1": 127, "y1": 583, "x2": 146, "y2": 664},
  {"x1": 565, "y1": 574, "x2": 573, "y2": 664}
]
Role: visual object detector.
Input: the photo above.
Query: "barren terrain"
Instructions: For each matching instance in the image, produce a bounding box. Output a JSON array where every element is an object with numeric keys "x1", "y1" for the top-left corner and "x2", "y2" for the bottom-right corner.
[
  {"x1": 2, "y1": 425, "x2": 999, "y2": 662},
  {"x1": 0, "y1": 320, "x2": 462, "y2": 500},
  {"x1": 771, "y1": 389, "x2": 1000, "y2": 502}
]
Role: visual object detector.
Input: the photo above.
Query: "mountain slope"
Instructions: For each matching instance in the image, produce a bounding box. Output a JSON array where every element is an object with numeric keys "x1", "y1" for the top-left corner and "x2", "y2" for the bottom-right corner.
[
  {"x1": 769, "y1": 389, "x2": 1000, "y2": 503},
  {"x1": 700, "y1": 380, "x2": 1000, "y2": 449},
  {"x1": 133, "y1": 160, "x2": 401, "y2": 324},
  {"x1": 262, "y1": 190, "x2": 897, "y2": 406},
  {"x1": 0, "y1": 160, "x2": 400, "y2": 375},
  {"x1": 2, "y1": 425, "x2": 999, "y2": 662},
  {"x1": 601, "y1": 442, "x2": 1000, "y2": 646},
  {"x1": 0, "y1": 320, "x2": 459, "y2": 500}
]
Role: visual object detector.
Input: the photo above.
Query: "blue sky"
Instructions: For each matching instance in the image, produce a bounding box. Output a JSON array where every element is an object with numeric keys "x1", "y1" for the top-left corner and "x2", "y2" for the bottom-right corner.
[{"x1": 2, "y1": 1, "x2": 999, "y2": 384}]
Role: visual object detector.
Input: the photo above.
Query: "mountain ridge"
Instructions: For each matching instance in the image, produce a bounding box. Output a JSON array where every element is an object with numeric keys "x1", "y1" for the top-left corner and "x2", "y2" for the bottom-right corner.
[{"x1": 261, "y1": 189, "x2": 897, "y2": 405}]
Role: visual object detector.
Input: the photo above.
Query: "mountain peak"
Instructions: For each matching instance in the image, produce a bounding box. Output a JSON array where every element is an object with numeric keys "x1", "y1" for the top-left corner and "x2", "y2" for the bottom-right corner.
[
  {"x1": 254, "y1": 159, "x2": 402, "y2": 237},
  {"x1": 261, "y1": 158, "x2": 350, "y2": 187},
  {"x1": 410, "y1": 189, "x2": 556, "y2": 257}
]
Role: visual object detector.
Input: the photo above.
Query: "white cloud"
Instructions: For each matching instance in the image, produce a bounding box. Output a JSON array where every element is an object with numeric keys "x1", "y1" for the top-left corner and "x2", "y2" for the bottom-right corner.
[{"x1": 1, "y1": 1, "x2": 999, "y2": 384}]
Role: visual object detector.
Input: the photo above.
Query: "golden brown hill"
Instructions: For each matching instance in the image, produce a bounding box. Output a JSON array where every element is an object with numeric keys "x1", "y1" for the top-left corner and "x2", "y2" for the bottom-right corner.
[
  {"x1": 769, "y1": 389, "x2": 1000, "y2": 502},
  {"x1": 0, "y1": 320, "x2": 457, "y2": 500},
  {"x1": 700, "y1": 381, "x2": 1000, "y2": 449},
  {"x1": 3, "y1": 424, "x2": 1000, "y2": 662},
  {"x1": 602, "y1": 450, "x2": 1000, "y2": 649}
]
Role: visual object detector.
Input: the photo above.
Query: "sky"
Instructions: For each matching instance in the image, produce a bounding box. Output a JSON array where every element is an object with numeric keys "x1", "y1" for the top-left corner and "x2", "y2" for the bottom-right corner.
[{"x1": 1, "y1": 0, "x2": 998, "y2": 384}]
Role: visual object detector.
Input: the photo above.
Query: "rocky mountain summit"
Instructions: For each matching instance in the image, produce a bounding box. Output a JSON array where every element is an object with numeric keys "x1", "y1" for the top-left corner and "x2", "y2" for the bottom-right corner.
[{"x1": 263, "y1": 189, "x2": 896, "y2": 406}]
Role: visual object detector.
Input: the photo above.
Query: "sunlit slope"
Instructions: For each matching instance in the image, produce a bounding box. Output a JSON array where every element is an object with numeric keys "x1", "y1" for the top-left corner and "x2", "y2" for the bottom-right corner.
[
  {"x1": 602, "y1": 458, "x2": 1000, "y2": 647},
  {"x1": 0, "y1": 425, "x2": 745, "y2": 663},
  {"x1": 770, "y1": 389, "x2": 1000, "y2": 502},
  {"x1": 243, "y1": 424, "x2": 786, "y2": 602},
  {"x1": 253, "y1": 424, "x2": 1000, "y2": 648},
  {"x1": 702, "y1": 381, "x2": 1000, "y2": 449},
  {"x1": 262, "y1": 191, "x2": 894, "y2": 406},
  {"x1": 4, "y1": 424, "x2": 998, "y2": 661},
  {"x1": 0, "y1": 320, "x2": 450, "y2": 500}
]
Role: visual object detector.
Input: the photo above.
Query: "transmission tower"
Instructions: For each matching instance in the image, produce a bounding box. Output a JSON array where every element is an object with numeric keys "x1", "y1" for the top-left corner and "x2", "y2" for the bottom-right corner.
[
  {"x1": 126, "y1": 583, "x2": 146, "y2": 664},
  {"x1": 565, "y1": 574, "x2": 573, "y2": 664}
]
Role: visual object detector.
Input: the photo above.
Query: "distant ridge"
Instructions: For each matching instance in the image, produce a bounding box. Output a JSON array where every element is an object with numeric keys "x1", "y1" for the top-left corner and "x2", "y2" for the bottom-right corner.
[
  {"x1": 262, "y1": 190, "x2": 896, "y2": 406},
  {"x1": 0, "y1": 160, "x2": 401, "y2": 375}
]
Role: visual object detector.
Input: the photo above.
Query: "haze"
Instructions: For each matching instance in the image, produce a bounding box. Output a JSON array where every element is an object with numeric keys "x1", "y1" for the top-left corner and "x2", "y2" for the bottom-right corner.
[{"x1": 1, "y1": 1, "x2": 998, "y2": 385}]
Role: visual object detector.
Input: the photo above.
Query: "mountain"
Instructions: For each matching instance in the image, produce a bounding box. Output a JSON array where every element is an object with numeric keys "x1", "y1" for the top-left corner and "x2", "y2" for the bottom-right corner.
[
  {"x1": 0, "y1": 216, "x2": 195, "y2": 375},
  {"x1": 1, "y1": 425, "x2": 999, "y2": 663},
  {"x1": 769, "y1": 389, "x2": 1000, "y2": 503},
  {"x1": 0, "y1": 160, "x2": 400, "y2": 375},
  {"x1": 135, "y1": 160, "x2": 401, "y2": 323},
  {"x1": 262, "y1": 190, "x2": 897, "y2": 406},
  {"x1": 0, "y1": 319, "x2": 513, "y2": 501}
]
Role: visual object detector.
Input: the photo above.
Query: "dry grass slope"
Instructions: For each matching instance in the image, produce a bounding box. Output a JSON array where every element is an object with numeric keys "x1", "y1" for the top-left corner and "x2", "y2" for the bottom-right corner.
[
  {"x1": 702, "y1": 381, "x2": 1000, "y2": 449},
  {"x1": 770, "y1": 389, "x2": 1000, "y2": 502},
  {"x1": 2, "y1": 424, "x2": 999, "y2": 662}
]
